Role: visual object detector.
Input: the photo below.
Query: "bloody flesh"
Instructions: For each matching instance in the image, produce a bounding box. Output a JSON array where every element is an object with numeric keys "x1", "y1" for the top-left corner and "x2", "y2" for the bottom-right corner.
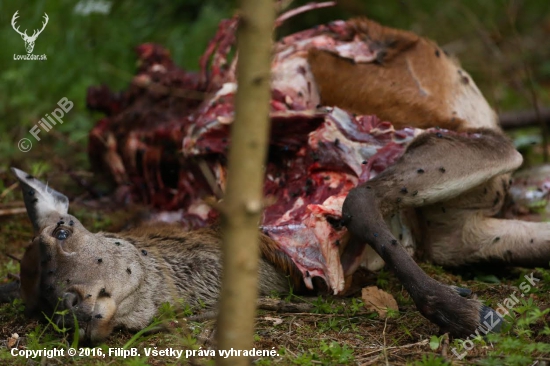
[{"x1": 88, "y1": 17, "x2": 427, "y2": 293}]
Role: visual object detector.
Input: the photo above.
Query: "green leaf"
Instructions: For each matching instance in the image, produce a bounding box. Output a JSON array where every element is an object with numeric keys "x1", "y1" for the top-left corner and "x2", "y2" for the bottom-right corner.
[
  {"x1": 429, "y1": 335, "x2": 441, "y2": 350},
  {"x1": 474, "y1": 274, "x2": 501, "y2": 284}
]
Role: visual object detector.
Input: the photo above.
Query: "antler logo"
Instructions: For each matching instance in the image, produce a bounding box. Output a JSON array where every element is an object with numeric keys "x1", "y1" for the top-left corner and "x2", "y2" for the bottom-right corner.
[{"x1": 11, "y1": 10, "x2": 49, "y2": 54}]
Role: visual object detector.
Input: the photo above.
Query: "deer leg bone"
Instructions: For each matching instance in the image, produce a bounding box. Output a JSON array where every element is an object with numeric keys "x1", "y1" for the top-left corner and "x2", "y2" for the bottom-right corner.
[{"x1": 342, "y1": 129, "x2": 522, "y2": 337}]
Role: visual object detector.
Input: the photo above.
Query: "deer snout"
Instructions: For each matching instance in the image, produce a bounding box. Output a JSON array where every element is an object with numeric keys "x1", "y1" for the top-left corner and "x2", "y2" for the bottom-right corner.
[{"x1": 63, "y1": 291, "x2": 81, "y2": 310}]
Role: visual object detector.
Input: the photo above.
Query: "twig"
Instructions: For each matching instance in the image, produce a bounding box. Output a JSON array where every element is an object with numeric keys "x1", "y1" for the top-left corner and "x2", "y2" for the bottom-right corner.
[
  {"x1": 356, "y1": 339, "x2": 429, "y2": 359},
  {"x1": 0, "y1": 201, "x2": 25, "y2": 208},
  {"x1": 382, "y1": 318, "x2": 389, "y2": 366},
  {"x1": 197, "y1": 160, "x2": 224, "y2": 199},
  {"x1": 0, "y1": 207, "x2": 26, "y2": 216},
  {"x1": 283, "y1": 347, "x2": 298, "y2": 358},
  {"x1": 287, "y1": 315, "x2": 296, "y2": 334},
  {"x1": 275, "y1": 2, "x2": 335, "y2": 27},
  {"x1": 499, "y1": 108, "x2": 550, "y2": 129},
  {"x1": 186, "y1": 311, "x2": 218, "y2": 322},
  {"x1": 257, "y1": 297, "x2": 315, "y2": 313},
  {"x1": 274, "y1": 312, "x2": 343, "y2": 317},
  {"x1": 441, "y1": 333, "x2": 449, "y2": 358},
  {"x1": 524, "y1": 65, "x2": 548, "y2": 162},
  {"x1": 6, "y1": 254, "x2": 21, "y2": 263},
  {"x1": 0, "y1": 182, "x2": 18, "y2": 199}
]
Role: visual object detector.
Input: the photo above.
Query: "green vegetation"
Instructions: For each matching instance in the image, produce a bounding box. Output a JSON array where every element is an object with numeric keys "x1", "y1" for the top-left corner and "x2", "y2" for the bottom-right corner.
[{"x1": 0, "y1": 0, "x2": 234, "y2": 167}]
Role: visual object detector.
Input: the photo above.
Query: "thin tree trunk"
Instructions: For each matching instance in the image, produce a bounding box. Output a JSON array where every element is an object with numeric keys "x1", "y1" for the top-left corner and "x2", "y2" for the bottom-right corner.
[{"x1": 215, "y1": 0, "x2": 274, "y2": 365}]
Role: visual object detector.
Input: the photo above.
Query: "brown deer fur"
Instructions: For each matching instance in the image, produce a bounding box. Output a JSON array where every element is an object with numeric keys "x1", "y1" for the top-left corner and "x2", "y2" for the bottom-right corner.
[{"x1": 308, "y1": 19, "x2": 497, "y2": 131}]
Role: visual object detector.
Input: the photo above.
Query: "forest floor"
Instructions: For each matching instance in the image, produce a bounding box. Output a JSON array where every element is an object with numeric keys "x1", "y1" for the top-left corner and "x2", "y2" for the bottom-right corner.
[{"x1": 0, "y1": 167, "x2": 550, "y2": 366}]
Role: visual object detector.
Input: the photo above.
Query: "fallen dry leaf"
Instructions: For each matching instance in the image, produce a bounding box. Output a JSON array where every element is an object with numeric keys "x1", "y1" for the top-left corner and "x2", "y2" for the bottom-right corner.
[
  {"x1": 361, "y1": 286, "x2": 398, "y2": 318},
  {"x1": 7, "y1": 333, "x2": 19, "y2": 348},
  {"x1": 262, "y1": 316, "x2": 283, "y2": 326}
]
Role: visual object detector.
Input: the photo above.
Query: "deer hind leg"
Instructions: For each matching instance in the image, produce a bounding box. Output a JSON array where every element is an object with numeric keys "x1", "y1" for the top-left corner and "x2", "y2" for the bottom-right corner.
[
  {"x1": 342, "y1": 129, "x2": 522, "y2": 337},
  {"x1": 419, "y1": 173, "x2": 550, "y2": 268},
  {"x1": 459, "y1": 215, "x2": 550, "y2": 267}
]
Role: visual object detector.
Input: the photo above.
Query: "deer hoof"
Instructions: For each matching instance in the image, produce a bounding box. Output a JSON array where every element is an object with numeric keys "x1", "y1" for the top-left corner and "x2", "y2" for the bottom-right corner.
[
  {"x1": 478, "y1": 305, "x2": 503, "y2": 333},
  {"x1": 451, "y1": 286, "x2": 473, "y2": 297}
]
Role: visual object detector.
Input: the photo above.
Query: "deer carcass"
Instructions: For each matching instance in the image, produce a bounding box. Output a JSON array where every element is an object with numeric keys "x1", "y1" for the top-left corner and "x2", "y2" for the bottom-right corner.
[{"x1": 6, "y1": 13, "x2": 550, "y2": 343}]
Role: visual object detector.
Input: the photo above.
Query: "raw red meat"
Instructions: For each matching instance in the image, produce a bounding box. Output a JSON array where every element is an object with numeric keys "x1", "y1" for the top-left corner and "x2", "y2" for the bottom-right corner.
[{"x1": 87, "y1": 12, "x2": 430, "y2": 293}]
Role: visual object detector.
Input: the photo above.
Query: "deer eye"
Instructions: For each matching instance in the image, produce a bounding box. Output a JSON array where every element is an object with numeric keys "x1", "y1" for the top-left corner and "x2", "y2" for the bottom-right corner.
[{"x1": 54, "y1": 229, "x2": 70, "y2": 241}]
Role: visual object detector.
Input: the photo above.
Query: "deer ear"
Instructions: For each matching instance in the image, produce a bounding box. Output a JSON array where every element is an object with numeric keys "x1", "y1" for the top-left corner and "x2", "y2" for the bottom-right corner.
[{"x1": 11, "y1": 167, "x2": 69, "y2": 232}]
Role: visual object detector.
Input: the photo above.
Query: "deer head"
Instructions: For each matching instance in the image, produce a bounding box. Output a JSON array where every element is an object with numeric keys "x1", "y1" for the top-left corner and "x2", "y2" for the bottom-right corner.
[
  {"x1": 11, "y1": 11, "x2": 49, "y2": 54},
  {"x1": 11, "y1": 168, "x2": 151, "y2": 343}
]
